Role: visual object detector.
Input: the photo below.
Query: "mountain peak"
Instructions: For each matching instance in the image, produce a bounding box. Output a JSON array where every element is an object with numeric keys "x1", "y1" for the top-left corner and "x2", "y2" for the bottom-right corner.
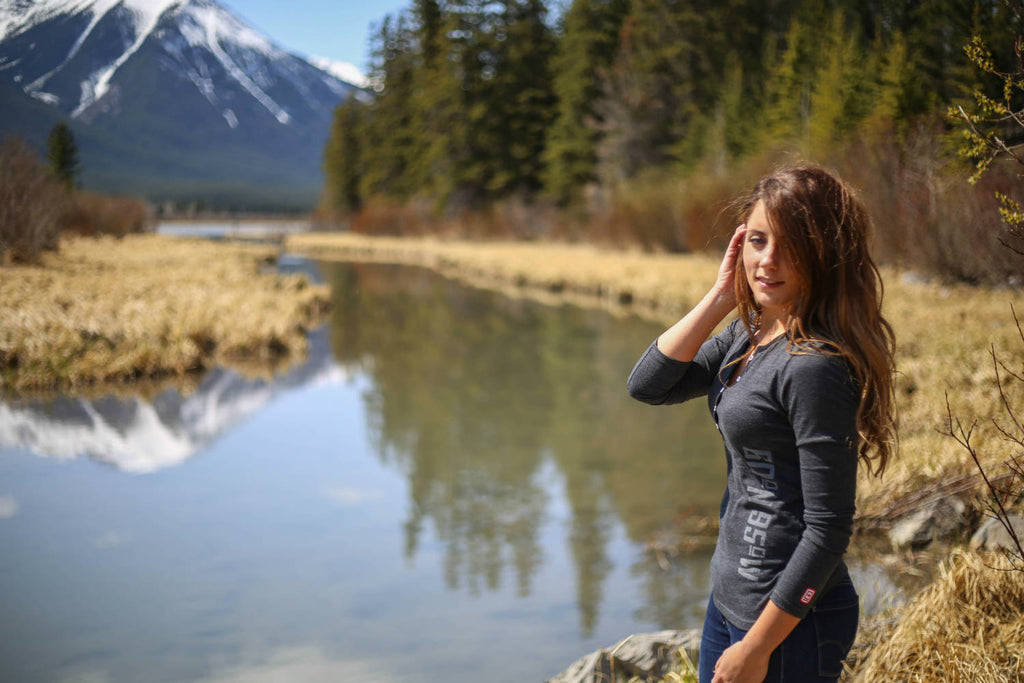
[
  {"x1": 1, "y1": 0, "x2": 305, "y2": 118},
  {"x1": 0, "y1": 0, "x2": 360, "y2": 208}
]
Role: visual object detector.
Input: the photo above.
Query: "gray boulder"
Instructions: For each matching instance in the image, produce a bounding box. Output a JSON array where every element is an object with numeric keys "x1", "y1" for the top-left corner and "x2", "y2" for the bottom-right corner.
[
  {"x1": 969, "y1": 515, "x2": 1024, "y2": 553},
  {"x1": 889, "y1": 495, "x2": 968, "y2": 550},
  {"x1": 546, "y1": 630, "x2": 701, "y2": 683}
]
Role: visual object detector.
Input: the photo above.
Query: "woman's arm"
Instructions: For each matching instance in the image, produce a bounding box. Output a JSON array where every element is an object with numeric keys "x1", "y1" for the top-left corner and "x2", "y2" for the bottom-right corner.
[
  {"x1": 656, "y1": 226, "x2": 746, "y2": 362},
  {"x1": 627, "y1": 226, "x2": 746, "y2": 404}
]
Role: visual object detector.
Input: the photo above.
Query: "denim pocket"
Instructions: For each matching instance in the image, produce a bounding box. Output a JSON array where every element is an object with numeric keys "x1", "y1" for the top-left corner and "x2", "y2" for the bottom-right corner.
[{"x1": 812, "y1": 582, "x2": 860, "y2": 678}]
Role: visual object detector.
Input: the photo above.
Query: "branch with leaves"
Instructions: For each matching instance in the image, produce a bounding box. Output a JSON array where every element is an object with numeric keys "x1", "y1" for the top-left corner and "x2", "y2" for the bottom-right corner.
[{"x1": 949, "y1": 35, "x2": 1024, "y2": 255}]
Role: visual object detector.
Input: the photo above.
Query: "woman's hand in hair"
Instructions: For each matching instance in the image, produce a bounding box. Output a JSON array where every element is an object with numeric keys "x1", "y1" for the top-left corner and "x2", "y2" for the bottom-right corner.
[
  {"x1": 654, "y1": 225, "x2": 746, "y2": 361},
  {"x1": 713, "y1": 225, "x2": 746, "y2": 306}
]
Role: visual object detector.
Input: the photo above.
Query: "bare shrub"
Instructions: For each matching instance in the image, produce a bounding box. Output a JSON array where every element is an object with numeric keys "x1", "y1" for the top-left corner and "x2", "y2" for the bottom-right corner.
[
  {"x1": 0, "y1": 136, "x2": 68, "y2": 263},
  {"x1": 454, "y1": 195, "x2": 558, "y2": 241},
  {"x1": 583, "y1": 171, "x2": 739, "y2": 252},
  {"x1": 839, "y1": 126, "x2": 1023, "y2": 286},
  {"x1": 351, "y1": 197, "x2": 432, "y2": 237},
  {"x1": 64, "y1": 191, "x2": 152, "y2": 238}
]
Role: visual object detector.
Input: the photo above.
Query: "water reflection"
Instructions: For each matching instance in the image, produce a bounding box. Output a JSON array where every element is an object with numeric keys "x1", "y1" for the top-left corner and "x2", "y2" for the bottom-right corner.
[
  {"x1": 0, "y1": 257, "x2": 907, "y2": 681},
  {"x1": 323, "y1": 262, "x2": 724, "y2": 633},
  {"x1": 0, "y1": 326, "x2": 346, "y2": 473},
  {"x1": 0, "y1": 259, "x2": 724, "y2": 645}
]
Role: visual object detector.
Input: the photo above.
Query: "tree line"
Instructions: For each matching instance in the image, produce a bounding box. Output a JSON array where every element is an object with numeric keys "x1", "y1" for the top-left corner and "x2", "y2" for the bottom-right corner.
[{"x1": 320, "y1": 0, "x2": 1022, "y2": 280}]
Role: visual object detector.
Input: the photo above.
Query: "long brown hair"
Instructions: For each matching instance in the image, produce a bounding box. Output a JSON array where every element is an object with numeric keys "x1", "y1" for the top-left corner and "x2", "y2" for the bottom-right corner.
[{"x1": 733, "y1": 164, "x2": 897, "y2": 475}]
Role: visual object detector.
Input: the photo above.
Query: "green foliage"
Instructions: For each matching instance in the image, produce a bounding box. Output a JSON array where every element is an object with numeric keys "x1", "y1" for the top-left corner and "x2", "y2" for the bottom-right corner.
[
  {"x1": 950, "y1": 31, "x2": 1024, "y2": 256},
  {"x1": 45, "y1": 122, "x2": 80, "y2": 189},
  {"x1": 322, "y1": 96, "x2": 366, "y2": 216},
  {"x1": 542, "y1": 0, "x2": 629, "y2": 203},
  {"x1": 322, "y1": 0, "x2": 1024, "y2": 274}
]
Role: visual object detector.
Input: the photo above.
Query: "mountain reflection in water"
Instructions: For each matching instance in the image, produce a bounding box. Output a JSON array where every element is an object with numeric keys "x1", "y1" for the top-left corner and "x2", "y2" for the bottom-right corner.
[{"x1": 0, "y1": 327, "x2": 346, "y2": 473}]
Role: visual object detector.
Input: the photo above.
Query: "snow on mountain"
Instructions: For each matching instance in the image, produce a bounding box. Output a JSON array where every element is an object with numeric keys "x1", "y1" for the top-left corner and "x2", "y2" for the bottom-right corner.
[{"x1": 308, "y1": 55, "x2": 367, "y2": 89}]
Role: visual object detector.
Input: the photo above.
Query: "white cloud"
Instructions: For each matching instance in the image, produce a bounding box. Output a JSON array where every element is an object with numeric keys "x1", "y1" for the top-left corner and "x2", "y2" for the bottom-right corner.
[
  {"x1": 94, "y1": 531, "x2": 129, "y2": 549},
  {"x1": 0, "y1": 495, "x2": 18, "y2": 519},
  {"x1": 325, "y1": 486, "x2": 381, "y2": 506},
  {"x1": 198, "y1": 645, "x2": 393, "y2": 682}
]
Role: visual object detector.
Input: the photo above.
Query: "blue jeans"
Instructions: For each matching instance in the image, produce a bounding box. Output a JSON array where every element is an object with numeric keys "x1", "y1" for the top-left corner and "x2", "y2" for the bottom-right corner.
[{"x1": 698, "y1": 580, "x2": 859, "y2": 682}]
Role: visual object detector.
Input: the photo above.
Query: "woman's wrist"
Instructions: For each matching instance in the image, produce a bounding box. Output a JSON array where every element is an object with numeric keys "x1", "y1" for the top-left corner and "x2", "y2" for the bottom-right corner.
[
  {"x1": 738, "y1": 633, "x2": 775, "y2": 659},
  {"x1": 706, "y1": 286, "x2": 737, "y2": 317}
]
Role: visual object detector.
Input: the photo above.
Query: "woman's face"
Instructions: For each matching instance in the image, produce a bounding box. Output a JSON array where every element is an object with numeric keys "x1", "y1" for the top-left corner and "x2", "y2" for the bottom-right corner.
[{"x1": 742, "y1": 200, "x2": 800, "y2": 319}]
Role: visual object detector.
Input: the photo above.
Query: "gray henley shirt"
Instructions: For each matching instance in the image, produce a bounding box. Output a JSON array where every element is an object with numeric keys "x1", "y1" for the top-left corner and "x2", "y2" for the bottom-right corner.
[{"x1": 627, "y1": 318, "x2": 859, "y2": 629}]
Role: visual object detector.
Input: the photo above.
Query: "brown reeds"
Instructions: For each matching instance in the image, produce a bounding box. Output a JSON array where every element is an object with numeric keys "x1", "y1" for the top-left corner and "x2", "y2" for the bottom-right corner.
[
  {"x1": 0, "y1": 234, "x2": 330, "y2": 393},
  {"x1": 851, "y1": 550, "x2": 1024, "y2": 682},
  {"x1": 64, "y1": 191, "x2": 151, "y2": 237},
  {"x1": 0, "y1": 136, "x2": 66, "y2": 263}
]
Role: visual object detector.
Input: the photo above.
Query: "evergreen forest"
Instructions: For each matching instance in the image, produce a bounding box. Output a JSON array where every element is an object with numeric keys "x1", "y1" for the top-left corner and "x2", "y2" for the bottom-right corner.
[{"x1": 321, "y1": 0, "x2": 1024, "y2": 284}]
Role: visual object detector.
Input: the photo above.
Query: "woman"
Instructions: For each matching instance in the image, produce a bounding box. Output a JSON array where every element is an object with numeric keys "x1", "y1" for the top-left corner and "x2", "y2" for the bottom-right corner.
[{"x1": 627, "y1": 165, "x2": 896, "y2": 683}]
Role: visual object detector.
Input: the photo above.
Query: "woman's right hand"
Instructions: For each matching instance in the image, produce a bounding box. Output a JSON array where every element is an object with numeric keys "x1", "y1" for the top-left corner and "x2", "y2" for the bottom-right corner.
[
  {"x1": 653, "y1": 225, "x2": 746, "y2": 361},
  {"x1": 712, "y1": 225, "x2": 746, "y2": 305}
]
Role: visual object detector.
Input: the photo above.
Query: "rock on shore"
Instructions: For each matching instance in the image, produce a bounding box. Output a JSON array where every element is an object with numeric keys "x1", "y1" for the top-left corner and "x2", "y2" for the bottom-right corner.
[{"x1": 546, "y1": 629, "x2": 701, "y2": 683}]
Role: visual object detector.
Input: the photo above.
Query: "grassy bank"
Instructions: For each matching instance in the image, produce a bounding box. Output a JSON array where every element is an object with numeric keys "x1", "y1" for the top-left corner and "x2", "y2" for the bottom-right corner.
[{"x1": 0, "y1": 234, "x2": 330, "y2": 393}]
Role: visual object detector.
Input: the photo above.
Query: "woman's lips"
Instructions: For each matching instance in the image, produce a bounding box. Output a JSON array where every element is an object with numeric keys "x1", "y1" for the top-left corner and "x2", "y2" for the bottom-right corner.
[{"x1": 756, "y1": 276, "x2": 784, "y2": 288}]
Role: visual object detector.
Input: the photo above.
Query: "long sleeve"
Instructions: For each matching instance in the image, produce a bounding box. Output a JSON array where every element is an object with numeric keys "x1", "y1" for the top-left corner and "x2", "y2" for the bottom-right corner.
[
  {"x1": 627, "y1": 319, "x2": 741, "y2": 405},
  {"x1": 768, "y1": 351, "x2": 859, "y2": 618}
]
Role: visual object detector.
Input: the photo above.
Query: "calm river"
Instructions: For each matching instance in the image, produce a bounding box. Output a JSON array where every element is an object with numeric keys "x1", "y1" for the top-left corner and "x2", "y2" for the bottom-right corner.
[{"x1": 0, "y1": 237, "x2": 900, "y2": 682}]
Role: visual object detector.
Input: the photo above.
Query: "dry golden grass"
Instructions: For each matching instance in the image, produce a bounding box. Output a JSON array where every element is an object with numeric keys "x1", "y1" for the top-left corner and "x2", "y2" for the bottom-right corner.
[
  {"x1": 289, "y1": 232, "x2": 721, "y2": 320},
  {"x1": 289, "y1": 232, "x2": 1022, "y2": 520},
  {"x1": 0, "y1": 234, "x2": 330, "y2": 392},
  {"x1": 851, "y1": 550, "x2": 1024, "y2": 682},
  {"x1": 860, "y1": 275, "x2": 1023, "y2": 520}
]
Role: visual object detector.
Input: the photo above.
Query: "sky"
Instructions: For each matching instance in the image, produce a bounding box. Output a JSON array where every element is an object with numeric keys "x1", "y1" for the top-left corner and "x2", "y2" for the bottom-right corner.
[{"x1": 223, "y1": 0, "x2": 410, "y2": 79}]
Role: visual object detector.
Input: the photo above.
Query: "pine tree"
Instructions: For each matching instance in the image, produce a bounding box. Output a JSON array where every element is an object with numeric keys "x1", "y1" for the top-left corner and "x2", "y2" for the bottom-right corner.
[
  {"x1": 360, "y1": 13, "x2": 418, "y2": 200},
  {"x1": 594, "y1": 0, "x2": 740, "y2": 182},
  {"x1": 407, "y1": 0, "x2": 459, "y2": 202},
  {"x1": 486, "y1": 0, "x2": 557, "y2": 196},
  {"x1": 542, "y1": 0, "x2": 629, "y2": 203},
  {"x1": 807, "y1": 8, "x2": 870, "y2": 158},
  {"x1": 859, "y1": 29, "x2": 913, "y2": 142},
  {"x1": 322, "y1": 96, "x2": 366, "y2": 216},
  {"x1": 46, "y1": 122, "x2": 79, "y2": 189}
]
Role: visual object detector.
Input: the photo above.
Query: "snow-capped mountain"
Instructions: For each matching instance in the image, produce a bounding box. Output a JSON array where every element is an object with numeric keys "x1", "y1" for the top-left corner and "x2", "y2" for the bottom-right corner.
[{"x1": 0, "y1": 0, "x2": 362, "y2": 208}]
